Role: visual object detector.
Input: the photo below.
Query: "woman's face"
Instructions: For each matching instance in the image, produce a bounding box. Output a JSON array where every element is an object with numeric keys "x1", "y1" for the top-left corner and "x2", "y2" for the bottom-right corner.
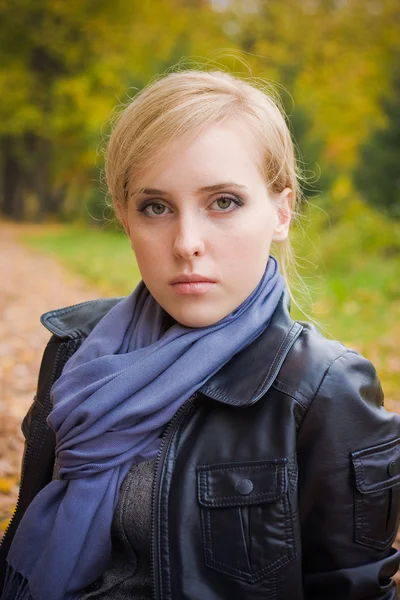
[{"x1": 122, "y1": 120, "x2": 292, "y2": 327}]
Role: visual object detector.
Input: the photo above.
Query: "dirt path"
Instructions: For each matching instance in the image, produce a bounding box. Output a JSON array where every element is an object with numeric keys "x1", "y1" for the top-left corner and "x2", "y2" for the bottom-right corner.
[
  {"x1": 0, "y1": 222, "x2": 399, "y2": 587},
  {"x1": 0, "y1": 223, "x2": 102, "y2": 532}
]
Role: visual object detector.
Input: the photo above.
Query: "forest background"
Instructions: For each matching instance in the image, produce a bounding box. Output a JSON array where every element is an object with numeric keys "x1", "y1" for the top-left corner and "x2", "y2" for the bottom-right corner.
[{"x1": 1, "y1": 0, "x2": 400, "y2": 407}]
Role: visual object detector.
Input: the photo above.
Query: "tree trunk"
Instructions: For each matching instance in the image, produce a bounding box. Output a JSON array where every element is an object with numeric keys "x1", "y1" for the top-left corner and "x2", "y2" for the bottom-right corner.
[
  {"x1": 32, "y1": 136, "x2": 60, "y2": 220},
  {"x1": 1, "y1": 137, "x2": 25, "y2": 221}
]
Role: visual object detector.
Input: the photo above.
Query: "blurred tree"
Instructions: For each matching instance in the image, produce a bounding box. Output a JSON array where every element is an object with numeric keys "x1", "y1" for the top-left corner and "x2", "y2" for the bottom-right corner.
[
  {"x1": 0, "y1": 0, "x2": 225, "y2": 220},
  {"x1": 217, "y1": 0, "x2": 400, "y2": 193},
  {"x1": 353, "y1": 64, "x2": 400, "y2": 218},
  {"x1": 1, "y1": 0, "x2": 399, "y2": 221}
]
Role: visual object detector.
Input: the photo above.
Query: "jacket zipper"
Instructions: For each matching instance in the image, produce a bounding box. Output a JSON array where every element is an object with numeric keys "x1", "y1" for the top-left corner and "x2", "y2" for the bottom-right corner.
[
  {"x1": 0, "y1": 339, "x2": 80, "y2": 553},
  {"x1": 151, "y1": 393, "x2": 199, "y2": 600}
]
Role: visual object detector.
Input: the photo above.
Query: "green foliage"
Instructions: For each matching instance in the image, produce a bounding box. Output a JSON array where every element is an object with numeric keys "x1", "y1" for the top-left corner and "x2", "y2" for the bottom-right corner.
[
  {"x1": 1, "y1": 0, "x2": 400, "y2": 221},
  {"x1": 219, "y1": 0, "x2": 400, "y2": 171},
  {"x1": 353, "y1": 66, "x2": 400, "y2": 218},
  {"x1": 0, "y1": 0, "x2": 227, "y2": 219}
]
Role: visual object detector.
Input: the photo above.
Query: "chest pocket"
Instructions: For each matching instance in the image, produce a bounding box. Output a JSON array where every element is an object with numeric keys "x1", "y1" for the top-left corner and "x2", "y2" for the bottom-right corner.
[
  {"x1": 197, "y1": 459, "x2": 296, "y2": 583},
  {"x1": 351, "y1": 437, "x2": 400, "y2": 551}
]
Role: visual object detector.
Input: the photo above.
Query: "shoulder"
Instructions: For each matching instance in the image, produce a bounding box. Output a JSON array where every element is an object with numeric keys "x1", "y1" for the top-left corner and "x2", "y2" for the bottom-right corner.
[
  {"x1": 276, "y1": 319, "x2": 383, "y2": 412},
  {"x1": 22, "y1": 298, "x2": 125, "y2": 439},
  {"x1": 290, "y1": 329, "x2": 400, "y2": 597},
  {"x1": 280, "y1": 322, "x2": 400, "y2": 458},
  {"x1": 40, "y1": 297, "x2": 125, "y2": 340}
]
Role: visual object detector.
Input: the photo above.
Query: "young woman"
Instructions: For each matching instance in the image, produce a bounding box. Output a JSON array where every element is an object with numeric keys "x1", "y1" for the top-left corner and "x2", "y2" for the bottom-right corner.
[{"x1": 1, "y1": 70, "x2": 399, "y2": 600}]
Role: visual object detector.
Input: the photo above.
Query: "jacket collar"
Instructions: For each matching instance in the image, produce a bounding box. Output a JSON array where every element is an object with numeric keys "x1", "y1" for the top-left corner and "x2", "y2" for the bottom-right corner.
[
  {"x1": 41, "y1": 290, "x2": 302, "y2": 408},
  {"x1": 199, "y1": 291, "x2": 302, "y2": 406}
]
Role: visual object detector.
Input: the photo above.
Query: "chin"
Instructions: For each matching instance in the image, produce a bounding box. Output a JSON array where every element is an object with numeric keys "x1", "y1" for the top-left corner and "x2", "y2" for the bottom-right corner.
[{"x1": 169, "y1": 306, "x2": 228, "y2": 329}]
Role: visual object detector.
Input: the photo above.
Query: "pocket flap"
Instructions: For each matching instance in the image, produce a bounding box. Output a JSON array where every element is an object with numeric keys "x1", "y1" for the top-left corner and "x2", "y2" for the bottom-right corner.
[
  {"x1": 351, "y1": 438, "x2": 400, "y2": 494},
  {"x1": 197, "y1": 459, "x2": 287, "y2": 508}
]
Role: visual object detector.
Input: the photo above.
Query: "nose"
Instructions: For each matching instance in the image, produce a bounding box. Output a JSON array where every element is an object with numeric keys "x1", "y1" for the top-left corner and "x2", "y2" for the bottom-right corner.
[{"x1": 172, "y1": 216, "x2": 205, "y2": 261}]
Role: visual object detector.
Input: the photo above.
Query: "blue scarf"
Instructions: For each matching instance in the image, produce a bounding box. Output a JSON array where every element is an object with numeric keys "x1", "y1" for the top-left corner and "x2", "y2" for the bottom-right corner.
[{"x1": 3, "y1": 256, "x2": 284, "y2": 600}]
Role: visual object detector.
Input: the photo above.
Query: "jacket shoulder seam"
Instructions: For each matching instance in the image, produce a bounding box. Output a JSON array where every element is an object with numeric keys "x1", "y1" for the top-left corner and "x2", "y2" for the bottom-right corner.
[{"x1": 305, "y1": 348, "x2": 353, "y2": 413}]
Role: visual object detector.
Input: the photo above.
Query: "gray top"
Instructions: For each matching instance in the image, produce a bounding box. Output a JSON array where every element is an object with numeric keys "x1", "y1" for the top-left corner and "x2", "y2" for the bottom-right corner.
[{"x1": 78, "y1": 459, "x2": 156, "y2": 599}]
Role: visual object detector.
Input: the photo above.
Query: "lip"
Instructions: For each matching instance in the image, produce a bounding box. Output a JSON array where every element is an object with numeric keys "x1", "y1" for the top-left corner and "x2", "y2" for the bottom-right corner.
[
  {"x1": 171, "y1": 281, "x2": 216, "y2": 295},
  {"x1": 169, "y1": 274, "x2": 217, "y2": 296},
  {"x1": 169, "y1": 274, "x2": 217, "y2": 285}
]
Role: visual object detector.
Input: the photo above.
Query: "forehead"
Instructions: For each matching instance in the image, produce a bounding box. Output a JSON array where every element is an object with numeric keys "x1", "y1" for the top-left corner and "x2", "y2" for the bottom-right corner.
[{"x1": 134, "y1": 120, "x2": 263, "y2": 191}]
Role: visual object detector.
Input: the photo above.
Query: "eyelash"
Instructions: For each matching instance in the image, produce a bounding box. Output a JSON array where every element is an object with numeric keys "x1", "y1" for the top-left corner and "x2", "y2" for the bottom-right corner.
[{"x1": 137, "y1": 195, "x2": 244, "y2": 217}]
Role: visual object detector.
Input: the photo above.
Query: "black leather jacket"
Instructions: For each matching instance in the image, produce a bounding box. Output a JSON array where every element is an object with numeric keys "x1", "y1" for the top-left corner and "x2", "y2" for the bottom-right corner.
[{"x1": 1, "y1": 292, "x2": 400, "y2": 599}]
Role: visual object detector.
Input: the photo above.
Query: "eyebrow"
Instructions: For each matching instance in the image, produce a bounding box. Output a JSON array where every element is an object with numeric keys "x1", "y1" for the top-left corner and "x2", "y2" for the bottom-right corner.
[{"x1": 130, "y1": 181, "x2": 247, "y2": 197}]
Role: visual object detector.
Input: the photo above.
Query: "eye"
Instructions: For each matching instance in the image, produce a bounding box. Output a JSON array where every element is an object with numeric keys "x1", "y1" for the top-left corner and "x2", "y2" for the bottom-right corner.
[
  {"x1": 149, "y1": 203, "x2": 167, "y2": 215},
  {"x1": 138, "y1": 202, "x2": 172, "y2": 217},
  {"x1": 211, "y1": 195, "x2": 243, "y2": 212}
]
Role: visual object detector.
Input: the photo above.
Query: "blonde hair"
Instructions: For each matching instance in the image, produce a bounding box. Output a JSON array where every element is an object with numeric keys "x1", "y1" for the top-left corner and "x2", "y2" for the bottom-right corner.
[{"x1": 106, "y1": 69, "x2": 304, "y2": 306}]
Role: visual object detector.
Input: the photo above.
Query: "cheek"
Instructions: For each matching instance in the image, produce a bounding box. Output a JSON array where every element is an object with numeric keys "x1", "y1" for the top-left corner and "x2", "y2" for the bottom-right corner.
[
  {"x1": 221, "y1": 213, "x2": 275, "y2": 258},
  {"x1": 213, "y1": 230, "x2": 272, "y2": 290},
  {"x1": 129, "y1": 225, "x2": 162, "y2": 251},
  {"x1": 128, "y1": 231, "x2": 166, "y2": 272}
]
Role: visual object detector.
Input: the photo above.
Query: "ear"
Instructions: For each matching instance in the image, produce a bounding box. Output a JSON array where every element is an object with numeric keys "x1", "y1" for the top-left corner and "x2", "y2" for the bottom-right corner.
[{"x1": 272, "y1": 187, "x2": 293, "y2": 242}]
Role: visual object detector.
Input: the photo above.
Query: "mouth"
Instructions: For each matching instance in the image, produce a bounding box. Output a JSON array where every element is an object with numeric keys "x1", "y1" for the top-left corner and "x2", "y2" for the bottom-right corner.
[
  {"x1": 170, "y1": 274, "x2": 216, "y2": 284},
  {"x1": 169, "y1": 274, "x2": 217, "y2": 296}
]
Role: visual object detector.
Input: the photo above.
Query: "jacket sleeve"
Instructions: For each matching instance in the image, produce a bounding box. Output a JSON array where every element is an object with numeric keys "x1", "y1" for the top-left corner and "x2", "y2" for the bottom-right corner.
[
  {"x1": 0, "y1": 338, "x2": 61, "y2": 591},
  {"x1": 297, "y1": 349, "x2": 400, "y2": 600}
]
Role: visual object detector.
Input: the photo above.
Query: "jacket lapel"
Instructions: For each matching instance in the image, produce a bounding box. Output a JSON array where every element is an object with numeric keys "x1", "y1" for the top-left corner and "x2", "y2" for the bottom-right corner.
[{"x1": 199, "y1": 291, "x2": 303, "y2": 407}]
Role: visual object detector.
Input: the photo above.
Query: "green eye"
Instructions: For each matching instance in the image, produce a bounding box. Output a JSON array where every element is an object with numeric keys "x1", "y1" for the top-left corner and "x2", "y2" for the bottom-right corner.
[
  {"x1": 216, "y1": 197, "x2": 233, "y2": 210},
  {"x1": 138, "y1": 200, "x2": 171, "y2": 217},
  {"x1": 151, "y1": 203, "x2": 166, "y2": 215}
]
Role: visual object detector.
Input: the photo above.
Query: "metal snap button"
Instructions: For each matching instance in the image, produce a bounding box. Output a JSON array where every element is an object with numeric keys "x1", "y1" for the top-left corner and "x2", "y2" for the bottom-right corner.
[
  {"x1": 236, "y1": 478, "x2": 254, "y2": 495},
  {"x1": 388, "y1": 459, "x2": 400, "y2": 477}
]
